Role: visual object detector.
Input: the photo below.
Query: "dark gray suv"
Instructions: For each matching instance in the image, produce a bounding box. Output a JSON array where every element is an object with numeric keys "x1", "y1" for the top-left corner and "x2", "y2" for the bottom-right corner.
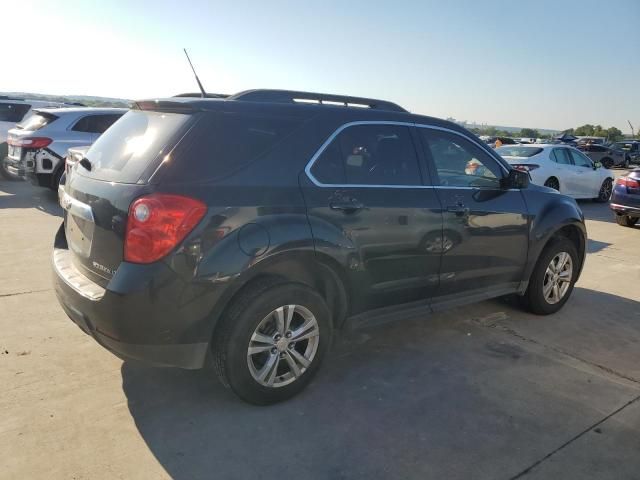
[{"x1": 53, "y1": 89, "x2": 587, "y2": 404}]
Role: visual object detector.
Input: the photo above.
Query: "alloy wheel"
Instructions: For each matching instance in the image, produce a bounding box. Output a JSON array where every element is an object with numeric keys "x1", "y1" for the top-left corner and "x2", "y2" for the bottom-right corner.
[
  {"x1": 543, "y1": 252, "x2": 573, "y2": 305},
  {"x1": 599, "y1": 179, "x2": 612, "y2": 201},
  {"x1": 247, "y1": 305, "x2": 320, "y2": 388}
]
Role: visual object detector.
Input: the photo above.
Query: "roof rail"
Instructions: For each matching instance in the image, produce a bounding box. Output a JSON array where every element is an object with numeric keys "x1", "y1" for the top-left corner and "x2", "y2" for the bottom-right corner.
[{"x1": 228, "y1": 89, "x2": 407, "y2": 113}]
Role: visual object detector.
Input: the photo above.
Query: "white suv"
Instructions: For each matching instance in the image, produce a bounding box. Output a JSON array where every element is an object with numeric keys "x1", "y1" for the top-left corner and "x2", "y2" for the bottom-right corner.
[
  {"x1": 5, "y1": 107, "x2": 126, "y2": 189},
  {"x1": 0, "y1": 96, "x2": 69, "y2": 179}
]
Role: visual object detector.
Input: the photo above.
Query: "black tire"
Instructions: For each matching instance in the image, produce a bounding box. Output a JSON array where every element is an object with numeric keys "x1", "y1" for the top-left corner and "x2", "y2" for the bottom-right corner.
[
  {"x1": 615, "y1": 214, "x2": 638, "y2": 227},
  {"x1": 0, "y1": 157, "x2": 20, "y2": 181},
  {"x1": 602, "y1": 158, "x2": 614, "y2": 169},
  {"x1": 623, "y1": 157, "x2": 630, "y2": 169},
  {"x1": 213, "y1": 281, "x2": 332, "y2": 405},
  {"x1": 544, "y1": 177, "x2": 560, "y2": 191},
  {"x1": 594, "y1": 178, "x2": 613, "y2": 203},
  {"x1": 50, "y1": 168, "x2": 63, "y2": 191},
  {"x1": 521, "y1": 237, "x2": 579, "y2": 315}
]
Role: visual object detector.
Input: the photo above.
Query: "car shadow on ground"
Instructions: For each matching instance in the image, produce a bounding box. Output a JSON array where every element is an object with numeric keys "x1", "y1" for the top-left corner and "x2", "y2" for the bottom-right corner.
[
  {"x1": 0, "y1": 179, "x2": 61, "y2": 217},
  {"x1": 120, "y1": 288, "x2": 640, "y2": 480}
]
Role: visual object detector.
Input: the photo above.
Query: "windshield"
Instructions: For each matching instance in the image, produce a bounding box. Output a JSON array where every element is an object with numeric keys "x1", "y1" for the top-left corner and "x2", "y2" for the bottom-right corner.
[
  {"x1": 495, "y1": 146, "x2": 543, "y2": 158},
  {"x1": 79, "y1": 110, "x2": 190, "y2": 183}
]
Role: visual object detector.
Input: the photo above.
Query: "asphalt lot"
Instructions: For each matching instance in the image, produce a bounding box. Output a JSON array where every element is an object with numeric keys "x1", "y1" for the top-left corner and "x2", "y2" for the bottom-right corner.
[{"x1": 1, "y1": 173, "x2": 639, "y2": 480}]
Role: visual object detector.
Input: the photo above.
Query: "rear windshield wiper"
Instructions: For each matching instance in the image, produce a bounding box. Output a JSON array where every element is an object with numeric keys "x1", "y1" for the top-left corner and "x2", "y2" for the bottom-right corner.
[{"x1": 79, "y1": 158, "x2": 92, "y2": 171}]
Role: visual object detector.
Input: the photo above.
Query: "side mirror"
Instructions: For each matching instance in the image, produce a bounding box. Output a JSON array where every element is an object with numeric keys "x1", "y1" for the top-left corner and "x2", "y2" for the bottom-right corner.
[
  {"x1": 593, "y1": 161, "x2": 602, "y2": 170},
  {"x1": 501, "y1": 169, "x2": 529, "y2": 189}
]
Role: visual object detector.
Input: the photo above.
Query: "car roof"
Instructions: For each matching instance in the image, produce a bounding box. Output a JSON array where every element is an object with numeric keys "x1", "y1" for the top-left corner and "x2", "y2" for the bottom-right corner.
[
  {"x1": 33, "y1": 107, "x2": 128, "y2": 115},
  {"x1": 134, "y1": 89, "x2": 470, "y2": 135}
]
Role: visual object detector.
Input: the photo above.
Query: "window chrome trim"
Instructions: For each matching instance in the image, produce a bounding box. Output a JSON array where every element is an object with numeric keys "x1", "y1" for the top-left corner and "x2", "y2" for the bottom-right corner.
[{"x1": 304, "y1": 121, "x2": 510, "y2": 189}]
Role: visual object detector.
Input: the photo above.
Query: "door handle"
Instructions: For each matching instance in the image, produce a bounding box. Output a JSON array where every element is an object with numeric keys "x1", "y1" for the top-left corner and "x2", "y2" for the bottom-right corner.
[
  {"x1": 330, "y1": 199, "x2": 365, "y2": 212},
  {"x1": 446, "y1": 204, "x2": 469, "y2": 216}
]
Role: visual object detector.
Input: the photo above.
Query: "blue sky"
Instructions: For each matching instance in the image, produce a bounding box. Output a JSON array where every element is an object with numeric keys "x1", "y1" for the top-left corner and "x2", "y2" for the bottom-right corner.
[{"x1": 4, "y1": 0, "x2": 639, "y2": 131}]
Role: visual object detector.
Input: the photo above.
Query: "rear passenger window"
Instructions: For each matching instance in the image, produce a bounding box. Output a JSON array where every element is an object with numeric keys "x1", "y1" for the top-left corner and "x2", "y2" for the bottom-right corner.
[
  {"x1": 72, "y1": 114, "x2": 122, "y2": 134},
  {"x1": 310, "y1": 124, "x2": 422, "y2": 186},
  {"x1": 166, "y1": 112, "x2": 303, "y2": 182},
  {"x1": 552, "y1": 149, "x2": 572, "y2": 165}
]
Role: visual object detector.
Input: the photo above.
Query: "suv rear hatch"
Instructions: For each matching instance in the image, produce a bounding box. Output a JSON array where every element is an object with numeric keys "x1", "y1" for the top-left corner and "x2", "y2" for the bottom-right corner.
[
  {"x1": 6, "y1": 111, "x2": 59, "y2": 173},
  {"x1": 61, "y1": 106, "x2": 194, "y2": 286}
]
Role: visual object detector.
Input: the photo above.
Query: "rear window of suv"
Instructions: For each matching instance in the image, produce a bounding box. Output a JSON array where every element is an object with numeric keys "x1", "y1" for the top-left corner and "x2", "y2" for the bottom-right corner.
[
  {"x1": 162, "y1": 112, "x2": 303, "y2": 182},
  {"x1": 78, "y1": 110, "x2": 190, "y2": 184},
  {"x1": 17, "y1": 112, "x2": 58, "y2": 131}
]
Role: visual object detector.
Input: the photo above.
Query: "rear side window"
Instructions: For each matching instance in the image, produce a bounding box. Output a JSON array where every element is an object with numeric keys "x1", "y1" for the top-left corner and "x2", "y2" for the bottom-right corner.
[
  {"x1": 551, "y1": 148, "x2": 572, "y2": 165},
  {"x1": 72, "y1": 114, "x2": 123, "y2": 134},
  {"x1": 79, "y1": 110, "x2": 190, "y2": 183},
  {"x1": 310, "y1": 124, "x2": 422, "y2": 186},
  {"x1": 0, "y1": 103, "x2": 31, "y2": 122},
  {"x1": 17, "y1": 112, "x2": 58, "y2": 131},
  {"x1": 164, "y1": 112, "x2": 303, "y2": 182}
]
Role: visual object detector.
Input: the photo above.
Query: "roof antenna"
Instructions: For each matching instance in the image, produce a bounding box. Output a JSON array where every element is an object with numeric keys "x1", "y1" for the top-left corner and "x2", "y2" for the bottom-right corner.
[{"x1": 183, "y1": 48, "x2": 206, "y2": 98}]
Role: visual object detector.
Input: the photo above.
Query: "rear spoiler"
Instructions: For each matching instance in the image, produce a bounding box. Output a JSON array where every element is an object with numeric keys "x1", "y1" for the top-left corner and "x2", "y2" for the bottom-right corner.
[{"x1": 133, "y1": 100, "x2": 200, "y2": 114}]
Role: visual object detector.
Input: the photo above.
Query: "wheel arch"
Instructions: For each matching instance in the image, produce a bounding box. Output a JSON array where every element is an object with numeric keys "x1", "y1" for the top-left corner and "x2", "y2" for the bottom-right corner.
[
  {"x1": 522, "y1": 195, "x2": 587, "y2": 292},
  {"x1": 207, "y1": 251, "x2": 350, "y2": 348}
]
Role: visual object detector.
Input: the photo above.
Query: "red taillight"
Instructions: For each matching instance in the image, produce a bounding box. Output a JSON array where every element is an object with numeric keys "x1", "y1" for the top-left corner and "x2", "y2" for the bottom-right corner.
[
  {"x1": 124, "y1": 194, "x2": 207, "y2": 264},
  {"x1": 7, "y1": 137, "x2": 53, "y2": 149},
  {"x1": 512, "y1": 164, "x2": 540, "y2": 172},
  {"x1": 616, "y1": 177, "x2": 640, "y2": 189}
]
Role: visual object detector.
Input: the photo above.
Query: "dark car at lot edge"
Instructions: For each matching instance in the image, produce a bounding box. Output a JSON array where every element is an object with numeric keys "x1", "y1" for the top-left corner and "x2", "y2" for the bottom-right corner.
[
  {"x1": 610, "y1": 168, "x2": 640, "y2": 227},
  {"x1": 578, "y1": 143, "x2": 629, "y2": 169},
  {"x1": 53, "y1": 89, "x2": 587, "y2": 404}
]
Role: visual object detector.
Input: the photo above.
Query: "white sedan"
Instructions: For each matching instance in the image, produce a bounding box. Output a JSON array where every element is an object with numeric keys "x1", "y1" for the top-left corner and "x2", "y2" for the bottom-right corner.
[{"x1": 496, "y1": 144, "x2": 615, "y2": 201}]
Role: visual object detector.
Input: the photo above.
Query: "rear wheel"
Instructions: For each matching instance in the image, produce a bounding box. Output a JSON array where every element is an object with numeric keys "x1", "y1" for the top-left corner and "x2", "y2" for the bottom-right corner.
[
  {"x1": 623, "y1": 157, "x2": 630, "y2": 169},
  {"x1": 602, "y1": 158, "x2": 614, "y2": 169},
  {"x1": 615, "y1": 214, "x2": 638, "y2": 227},
  {"x1": 0, "y1": 157, "x2": 19, "y2": 181},
  {"x1": 594, "y1": 178, "x2": 612, "y2": 203},
  {"x1": 213, "y1": 281, "x2": 332, "y2": 405},
  {"x1": 521, "y1": 237, "x2": 578, "y2": 315},
  {"x1": 544, "y1": 177, "x2": 560, "y2": 191}
]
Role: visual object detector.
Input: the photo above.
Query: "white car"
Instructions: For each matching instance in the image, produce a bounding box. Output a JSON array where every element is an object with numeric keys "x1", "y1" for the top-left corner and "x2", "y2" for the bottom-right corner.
[
  {"x1": 1, "y1": 96, "x2": 69, "y2": 178},
  {"x1": 496, "y1": 144, "x2": 615, "y2": 201}
]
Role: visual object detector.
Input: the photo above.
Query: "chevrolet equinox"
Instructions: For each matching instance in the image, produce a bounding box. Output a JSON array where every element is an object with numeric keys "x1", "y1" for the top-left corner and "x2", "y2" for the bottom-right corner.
[{"x1": 53, "y1": 89, "x2": 587, "y2": 404}]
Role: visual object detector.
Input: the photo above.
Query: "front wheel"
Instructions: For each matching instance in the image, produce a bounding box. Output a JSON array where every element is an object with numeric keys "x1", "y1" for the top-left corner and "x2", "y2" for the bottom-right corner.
[
  {"x1": 594, "y1": 178, "x2": 612, "y2": 203},
  {"x1": 602, "y1": 158, "x2": 614, "y2": 169},
  {"x1": 213, "y1": 281, "x2": 332, "y2": 405},
  {"x1": 521, "y1": 237, "x2": 579, "y2": 315},
  {"x1": 615, "y1": 214, "x2": 638, "y2": 227}
]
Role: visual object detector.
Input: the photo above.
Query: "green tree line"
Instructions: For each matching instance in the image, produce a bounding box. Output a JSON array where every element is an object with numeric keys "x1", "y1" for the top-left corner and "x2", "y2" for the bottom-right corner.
[{"x1": 470, "y1": 124, "x2": 629, "y2": 142}]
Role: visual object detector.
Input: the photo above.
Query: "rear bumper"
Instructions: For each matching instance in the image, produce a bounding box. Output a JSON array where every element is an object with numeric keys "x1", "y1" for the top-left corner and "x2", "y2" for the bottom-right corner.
[
  {"x1": 610, "y1": 203, "x2": 640, "y2": 216},
  {"x1": 52, "y1": 226, "x2": 216, "y2": 369}
]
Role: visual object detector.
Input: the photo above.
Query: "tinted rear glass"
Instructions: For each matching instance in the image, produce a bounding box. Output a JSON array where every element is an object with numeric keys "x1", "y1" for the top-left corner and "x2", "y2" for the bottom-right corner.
[
  {"x1": 496, "y1": 146, "x2": 543, "y2": 157},
  {"x1": 162, "y1": 112, "x2": 303, "y2": 182},
  {"x1": 78, "y1": 110, "x2": 190, "y2": 183},
  {"x1": 0, "y1": 103, "x2": 31, "y2": 122},
  {"x1": 17, "y1": 112, "x2": 58, "y2": 131}
]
